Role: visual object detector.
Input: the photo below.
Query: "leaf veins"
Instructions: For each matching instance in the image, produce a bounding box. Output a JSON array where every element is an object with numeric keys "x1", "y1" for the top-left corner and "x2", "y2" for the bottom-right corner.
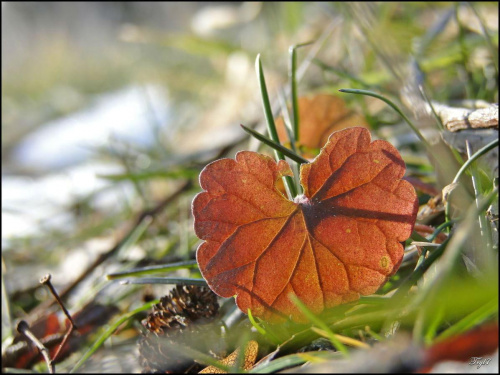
[{"x1": 193, "y1": 127, "x2": 418, "y2": 322}]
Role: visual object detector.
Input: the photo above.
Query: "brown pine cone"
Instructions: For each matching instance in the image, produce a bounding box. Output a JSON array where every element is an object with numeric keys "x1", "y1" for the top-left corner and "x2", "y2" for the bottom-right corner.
[{"x1": 138, "y1": 285, "x2": 223, "y2": 373}]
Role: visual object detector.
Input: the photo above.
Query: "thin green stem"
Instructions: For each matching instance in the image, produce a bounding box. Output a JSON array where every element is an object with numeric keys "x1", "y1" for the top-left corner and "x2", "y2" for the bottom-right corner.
[
  {"x1": 256, "y1": 54, "x2": 297, "y2": 198},
  {"x1": 106, "y1": 260, "x2": 198, "y2": 280},
  {"x1": 411, "y1": 231, "x2": 430, "y2": 243},
  {"x1": 290, "y1": 46, "x2": 299, "y2": 143},
  {"x1": 418, "y1": 85, "x2": 444, "y2": 131},
  {"x1": 413, "y1": 221, "x2": 458, "y2": 269},
  {"x1": 278, "y1": 89, "x2": 299, "y2": 155},
  {"x1": 466, "y1": 141, "x2": 493, "y2": 252},
  {"x1": 115, "y1": 216, "x2": 153, "y2": 258},
  {"x1": 424, "y1": 305, "x2": 445, "y2": 344},
  {"x1": 314, "y1": 59, "x2": 389, "y2": 94},
  {"x1": 256, "y1": 54, "x2": 285, "y2": 160},
  {"x1": 119, "y1": 277, "x2": 208, "y2": 286},
  {"x1": 289, "y1": 294, "x2": 349, "y2": 357},
  {"x1": 445, "y1": 138, "x2": 499, "y2": 220},
  {"x1": 338, "y1": 88, "x2": 431, "y2": 149},
  {"x1": 247, "y1": 309, "x2": 267, "y2": 336},
  {"x1": 240, "y1": 124, "x2": 309, "y2": 165},
  {"x1": 278, "y1": 90, "x2": 304, "y2": 195},
  {"x1": 452, "y1": 139, "x2": 499, "y2": 185},
  {"x1": 392, "y1": 238, "x2": 450, "y2": 300},
  {"x1": 289, "y1": 41, "x2": 313, "y2": 143},
  {"x1": 429, "y1": 186, "x2": 499, "y2": 290},
  {"x1": 435, "y1": 299, "x2": 498, "y2": 342},
  {"x1": 428, "y1": 220, "x2": 457, "y2": 242}
]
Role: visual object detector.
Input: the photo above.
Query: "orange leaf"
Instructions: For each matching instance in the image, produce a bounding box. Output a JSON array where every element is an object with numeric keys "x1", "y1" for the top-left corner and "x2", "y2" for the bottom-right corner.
[
  {"x1": 275, "y1": 94, "x2": 369, "y2": 156},
  {"x1": 193, "y1": 127, "x2": 418, "y2": 322}
]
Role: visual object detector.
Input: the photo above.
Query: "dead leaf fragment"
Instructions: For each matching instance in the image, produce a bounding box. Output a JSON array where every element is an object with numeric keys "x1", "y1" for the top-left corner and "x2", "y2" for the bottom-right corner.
[
  {"x1": 199, "y1": 340, "x2": 258, "y2": 373},
  {"x1": 275, "y1": 94, "x2": 369, "y2": 156}
]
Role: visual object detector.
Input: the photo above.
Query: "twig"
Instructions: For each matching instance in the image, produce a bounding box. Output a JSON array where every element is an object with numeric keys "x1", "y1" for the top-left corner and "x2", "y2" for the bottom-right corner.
[
  {"x1": 40, "y1": 275, "x2": 78, "y2": 330},
  {"x1": 40, "y1": 274, "x2": 78, "y2": 365},
  {"x1": 17, "y1": 320, "x2": 55, "y2": 374}
]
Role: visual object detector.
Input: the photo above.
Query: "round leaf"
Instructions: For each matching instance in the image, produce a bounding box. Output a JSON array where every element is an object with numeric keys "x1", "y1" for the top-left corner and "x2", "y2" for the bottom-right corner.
[{"x1": 193, "y1": 127, "x2": 418, "y2": 322}]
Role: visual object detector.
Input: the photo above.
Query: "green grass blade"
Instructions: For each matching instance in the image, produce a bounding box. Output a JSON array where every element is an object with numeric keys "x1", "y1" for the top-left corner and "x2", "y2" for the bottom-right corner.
[
  {"x1": 240, "y1": 124, "x2": 309, "y2": 165},
  {"x1": 120, "y1": 277, "x2": 208, "y2": 286},
  {"x1": 256, "y1": 54, "x2": 285, "y2": 160},
  {"x1": 115, "y1": 216, "x2": 153, "y2": 258},
  {"x1": 277, "y1": 89, "x2": 299, "y2": 154},
  {"x1": 418, "y1": 84, "x2": 445, "y2": 131},
  {"x1": 466, "y1": 141, "x2": 493, "y2": 251},
  {"x1": 338, "y1": 88, "x2": 430, "y2": 149},
  {"x1": 410, "y1": 231, "x2": 430, "y2": 242},
  {"x1": 424, "y1": 305, "x2": 445, "y2": 344},
  {"x1": 290, "y1": 46, "x2": 299, "y2": 142},
  {"x1": 97, "y1": 169, "x2": 199, "y2": 182},
  {"x1": 289, "y1": 41, "x2": 313, "y2": 143},
  {"x1": 392, "y1": 238, "x2": 450, "y2": 300},
  {"x1": 420, "y1": 187, "x2": 499, "y2": 304},
  {"x1": 289, "y1": 294, "x2": 349, "y2": 357},
  {"x1": 452, "y1": 138, "x2": 499, "y2": 184},
  {"x1": 247, "y1": 308, "x2": 267, "y2": 336},
  {"x1": 106, "y1": 260, "x2": 198, "y2": 280},
  {"x1": 435, "y1": 299, "x2": 498, "y2": 342},
  {"x1": 446, "y1": 137, "x2": 499, "y2": 220},
  {"x1": 70, "y1": 299, "x2": 160, "y2": 373},
  {"x1": 314, "y1": 59, "x2": 387, "y2": 93},
  {"x1": 256, "y1": 54, "x2": 298, "y2": 198},
  {"x1": 428, "y1": 220, "x2": 457, "y2": 242}
]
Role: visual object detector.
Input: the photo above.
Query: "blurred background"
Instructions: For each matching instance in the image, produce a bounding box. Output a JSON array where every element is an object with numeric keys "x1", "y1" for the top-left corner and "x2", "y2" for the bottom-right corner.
[
  {"x1": 2, "y1": 2, "x2": 498, "y2": 372},
  {"x1": 2, "y1": 2, "x2": 328, "y2": 243}
]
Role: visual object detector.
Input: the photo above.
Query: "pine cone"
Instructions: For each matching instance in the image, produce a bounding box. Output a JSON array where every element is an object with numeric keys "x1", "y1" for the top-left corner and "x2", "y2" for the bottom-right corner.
[{"x1": 138, "y1": 285, "x2": 222, "y2": 373}]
